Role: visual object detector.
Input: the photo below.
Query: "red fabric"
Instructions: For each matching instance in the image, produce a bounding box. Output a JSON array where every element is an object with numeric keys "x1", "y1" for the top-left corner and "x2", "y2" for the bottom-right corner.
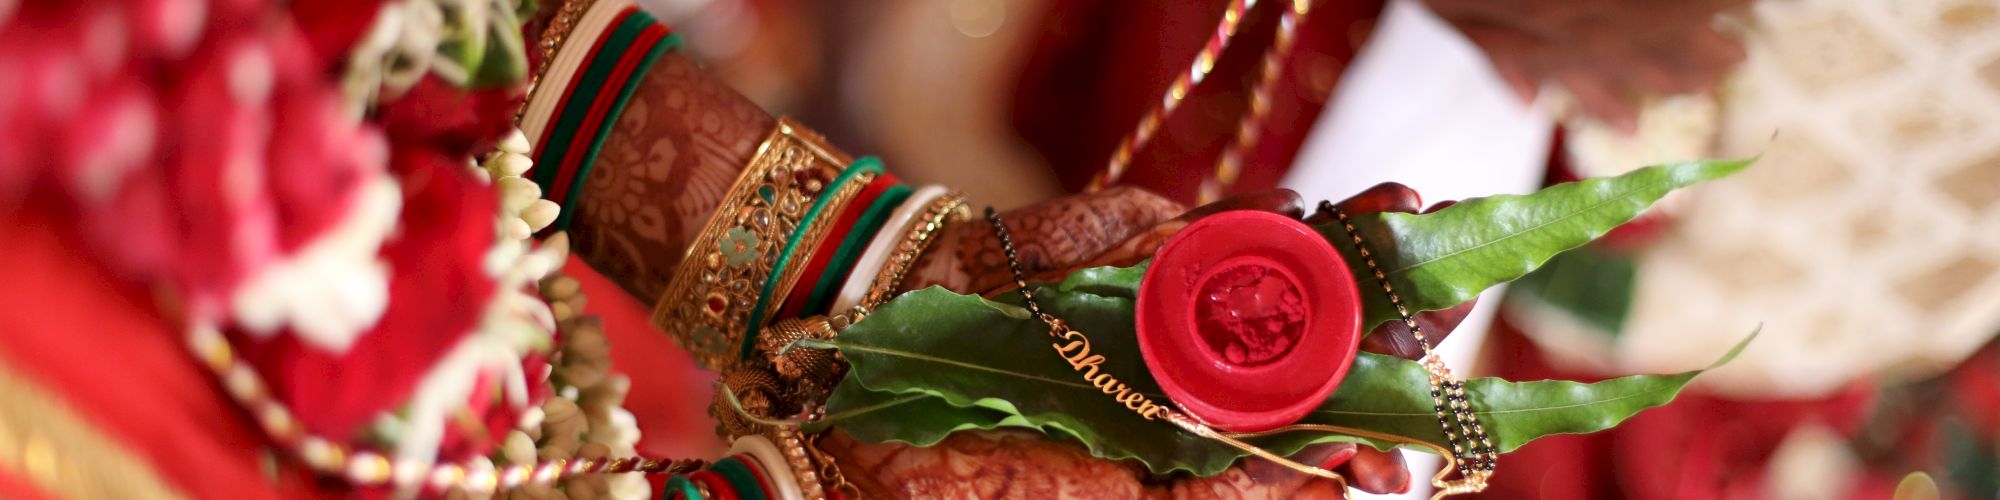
[
  {"x1": 561, "y1": 255, "x2": 726, "y2": 460},
  {"x1": 777, "y1": 174, "x2": 896, "y2": 318},
  {"x1": 550, "y1": 23, "x2": 668, "y2": 208},
  {"x1": 0, "y1": 201, "x2": 333, "y2": 499},
  {"x1": 0, "y1": 469, "x2": 53, "y2": 500},
  {"x1": 1011, "y1": 0, "x2": 1387, "y2": 204}
]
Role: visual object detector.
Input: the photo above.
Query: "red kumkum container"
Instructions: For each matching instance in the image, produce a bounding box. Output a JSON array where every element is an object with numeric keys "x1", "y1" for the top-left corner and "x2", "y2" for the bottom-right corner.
[{"x1": 1136, "y1": 210, "x2": 1363, "y2": 432}]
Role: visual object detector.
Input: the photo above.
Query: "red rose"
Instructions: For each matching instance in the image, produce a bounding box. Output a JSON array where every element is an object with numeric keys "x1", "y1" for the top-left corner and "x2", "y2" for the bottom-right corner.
[{"x1": 229, "y1": 147, "x2": 496, "y2": 440}]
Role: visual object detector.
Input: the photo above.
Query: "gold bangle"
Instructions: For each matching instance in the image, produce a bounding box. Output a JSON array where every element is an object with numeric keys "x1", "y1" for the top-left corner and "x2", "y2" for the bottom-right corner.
[
  {"x1": 771, "y1": 425, "x2": 828, "y2": 500},
  {"x1": 654, "y1": 118, "x2": 851, "y2": 370},
  {"x1": 859, "y1": 194, "x2": 969, "y2": 310}
]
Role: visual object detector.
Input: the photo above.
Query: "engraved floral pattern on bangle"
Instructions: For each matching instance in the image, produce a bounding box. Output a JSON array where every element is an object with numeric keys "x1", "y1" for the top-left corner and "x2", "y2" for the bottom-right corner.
[
  {"x1": 691, "y1": 325, "x2": 730, "y2": 355},
  {"x1": 722, "y1": 227, "x2": 762, "y2": 267}
]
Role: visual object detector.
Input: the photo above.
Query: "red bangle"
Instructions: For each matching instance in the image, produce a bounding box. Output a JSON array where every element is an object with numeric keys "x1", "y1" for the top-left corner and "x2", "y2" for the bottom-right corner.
[
  {"x1": 689, "y1": 470, "x2": 738, "y2": 500},
  {"x1": 775, "y1": 174, "x2": 897, "y2": 317},
  {"x1": 547, "y1": 23, "x2": 670, "y2": 209}
]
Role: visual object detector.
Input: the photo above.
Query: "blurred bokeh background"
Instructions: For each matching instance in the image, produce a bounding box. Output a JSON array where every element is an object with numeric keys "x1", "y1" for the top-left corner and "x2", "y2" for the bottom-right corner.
[{"x1": 642, "y1": 0, "x2": 2000, "y2": 497}]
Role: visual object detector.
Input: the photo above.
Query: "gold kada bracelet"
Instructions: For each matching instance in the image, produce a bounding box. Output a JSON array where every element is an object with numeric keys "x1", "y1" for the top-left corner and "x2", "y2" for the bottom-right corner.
[{"x1": 654, "y1": 117, "x2": 851, "y2": 370}]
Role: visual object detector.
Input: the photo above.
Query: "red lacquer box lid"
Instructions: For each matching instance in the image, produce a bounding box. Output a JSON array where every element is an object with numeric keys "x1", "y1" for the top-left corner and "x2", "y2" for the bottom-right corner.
[{"x1": 1136, "y1": 210, "x2": 1362, "y2": 432}]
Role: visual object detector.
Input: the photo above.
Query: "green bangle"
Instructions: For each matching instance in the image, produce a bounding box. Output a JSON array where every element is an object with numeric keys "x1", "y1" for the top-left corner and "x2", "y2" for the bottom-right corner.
[
  {"x1": 550, "y1": 31, "x2": 682, "y2": 231},
  {"x1": 802, "y1": 183, "x2": 911, "y2": 314},
  {"x1": 742, "y1": 157, "x2": 884, "y2": 359},
  {"x1": 533, "y1": 9, "x2": 650, "y2": 191},
  {"x1": 664, "y1": 474, "x2": 704, "y2": 499},
  {"x1": 710, "y1": 458, "x2": 771, "y2": 500}
]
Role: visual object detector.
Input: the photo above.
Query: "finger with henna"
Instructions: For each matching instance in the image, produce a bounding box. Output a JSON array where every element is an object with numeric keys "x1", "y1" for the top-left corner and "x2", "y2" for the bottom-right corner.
[
  {"x1": 1338, "y1": 446, "x2": 1411, "y2": 495},
  {"x1": 901, "y1": 186, "x2": 1184, "y2": 294},
  {"x1": 1071, "y1": 189, "x2": 1307, "y2": 272}
]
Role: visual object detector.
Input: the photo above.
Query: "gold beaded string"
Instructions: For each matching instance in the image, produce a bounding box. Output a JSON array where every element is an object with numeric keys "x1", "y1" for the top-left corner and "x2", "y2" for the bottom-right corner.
[
  {"x1": 1086, "y1": 0, "x2": 1262, "y2": 191},
  {"x1": 1199, "y1": 0, "x2": 1311, "y2": 204},
  {"x1": 185, "y1": 272, "x2": 709, "y2": 496},
  {"x1": 185, "y1": 324, "x2": 702, "y2": 494}
]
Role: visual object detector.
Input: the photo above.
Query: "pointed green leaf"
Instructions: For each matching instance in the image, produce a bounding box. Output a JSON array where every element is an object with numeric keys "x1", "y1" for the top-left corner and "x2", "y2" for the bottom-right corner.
[
  {"x1": 1301, "y1": 329, "x2": 1753, "y2": 453},
  {"x1": 807, "y1": 375, "x2": 1028, "y2": 447},
  {"x1": 1322, "y1": 159, "x2": 1752, "y2": 328}
]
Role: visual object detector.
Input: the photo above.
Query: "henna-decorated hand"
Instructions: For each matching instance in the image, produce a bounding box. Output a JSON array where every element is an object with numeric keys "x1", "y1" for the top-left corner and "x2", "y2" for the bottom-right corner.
[
  {"x1": 818, "y1": 430, "x2": 1361, "y2": 499},
  {"x1": 548, "y1": 31, "x2": 1464, "y2": 494},
  {"x1": 896, "y1": 186, "x2": 1187, "y2": 294},
  {"x1": 898, "y1": 188, "x2": 1312, "y2": 295}
]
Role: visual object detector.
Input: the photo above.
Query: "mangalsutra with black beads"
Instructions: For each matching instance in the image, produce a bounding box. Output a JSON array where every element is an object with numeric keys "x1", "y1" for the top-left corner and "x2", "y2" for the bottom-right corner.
[{"x1": 1318, "y1": 200, "x2": 1495, "y2": 493}]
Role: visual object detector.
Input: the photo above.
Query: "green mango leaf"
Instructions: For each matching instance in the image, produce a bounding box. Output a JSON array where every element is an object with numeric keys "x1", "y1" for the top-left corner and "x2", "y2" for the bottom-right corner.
[
  {"x1": 1302, "y1": 329, "x2": 1753, "y2": 453},
  {"x1": 815, "y1": 285, "x2": 1335, "y2": 476},
  {"x1": 818, "y1": 281, "x2": 1752, "y2": 475},
  {"x1": 1323, "y1": 159, "x2": 1752, "y2": 328},
  {"x1": 806, "y1": 375, "x2": 1028, "y2": 447}
]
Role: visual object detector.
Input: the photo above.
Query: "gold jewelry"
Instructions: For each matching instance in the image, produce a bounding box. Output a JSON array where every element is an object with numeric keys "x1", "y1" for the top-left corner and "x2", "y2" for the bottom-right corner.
[
  {"x1": 654, "y1": 118, "x2": 850, "y2": 370},
  {"x1": 859, "y1": 193, "x2": 968, "y2": 309},
  {"x1": 529, "y1": 0, "x2": 599, "y2": 99},
  {"x1": 772, "y1": 425, "x2": 827, "y2": 500}
]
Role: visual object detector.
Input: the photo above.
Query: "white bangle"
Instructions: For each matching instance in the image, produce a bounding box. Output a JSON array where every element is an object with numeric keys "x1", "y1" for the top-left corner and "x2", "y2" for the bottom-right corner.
[
  {"x1": 726, "y1": 435, "x2": 804, "y2": 500},
  {"x1": 828, "y1": 185, "x2": 949, "y2": 314},
  {"x1": 520, "y1": 0, "x2": 631, "y2": 146}
]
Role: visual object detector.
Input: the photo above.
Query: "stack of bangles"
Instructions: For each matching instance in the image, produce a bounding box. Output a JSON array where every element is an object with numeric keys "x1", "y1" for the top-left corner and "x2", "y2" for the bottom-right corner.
[{"x1": 521, "y1": 1, "x2": 970, "y2": 497}]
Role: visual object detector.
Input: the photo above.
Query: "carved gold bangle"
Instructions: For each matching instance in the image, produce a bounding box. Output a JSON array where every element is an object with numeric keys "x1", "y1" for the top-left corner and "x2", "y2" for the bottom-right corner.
[
  {"x1": 859, "y1": 193, "x2": 968, "y2": 310},
  {"x1": 654, "y1": 118, "x2": 851, "y2": 370}
]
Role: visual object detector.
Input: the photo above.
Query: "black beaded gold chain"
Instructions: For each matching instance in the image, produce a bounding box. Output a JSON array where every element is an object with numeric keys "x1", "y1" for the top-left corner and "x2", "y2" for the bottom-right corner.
[{"x1": 1317, "y1": 201, "x2": 1494, "y2": 490}]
